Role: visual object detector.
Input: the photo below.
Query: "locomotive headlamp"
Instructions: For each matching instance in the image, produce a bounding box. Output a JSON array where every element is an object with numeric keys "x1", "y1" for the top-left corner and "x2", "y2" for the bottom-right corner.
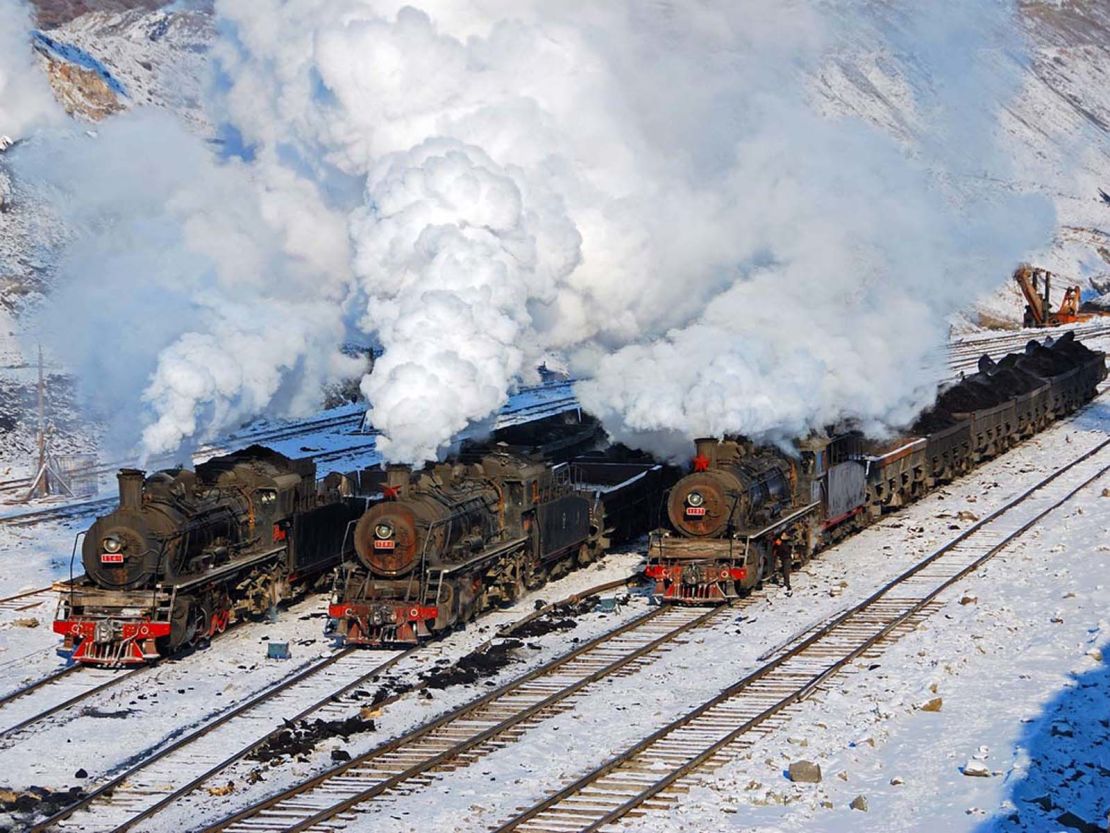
[
  {"x1": 102, "y1": 535, "x2": 123, "y2": 553},
  {"x1": 686, "y1": 491, "x2": 705, "y2": 508},
  {"x1": 374, "y1": 523, "x2": 394, "y2": 539}
]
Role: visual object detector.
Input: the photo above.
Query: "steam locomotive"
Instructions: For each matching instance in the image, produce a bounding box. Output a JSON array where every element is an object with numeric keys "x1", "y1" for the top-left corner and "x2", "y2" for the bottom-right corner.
[
  {"x1": 53, "y1": 446, "x2": 362, "y2": 665},
  {"x1": 328, "y1": 448, "x2": 670, "y2": 645},
  {"x1": 647, "y1": 332, "x2": 1107, "y2": 602}
]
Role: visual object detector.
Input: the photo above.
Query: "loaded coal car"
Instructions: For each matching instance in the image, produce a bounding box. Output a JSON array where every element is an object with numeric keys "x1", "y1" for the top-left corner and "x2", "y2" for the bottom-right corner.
[
  {"x1": 53, "y1": 446, "x2": 364, "y2": 665},
  {"x1": 648, "y1": 333, "x2": 1106, "y2": 604},
  {"x1": 328, "y1": 445, "x2": 669, "y2": 646}
]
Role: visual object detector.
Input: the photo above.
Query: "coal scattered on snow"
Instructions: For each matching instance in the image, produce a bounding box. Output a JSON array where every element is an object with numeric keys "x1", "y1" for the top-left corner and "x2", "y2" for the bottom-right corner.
[
  {"x1": 250, "y1": 641, "x2": 527, "y2": 764},
  {"x1": 420, "y1": 639, "x2": 524, "y2": 689},
  {"x1": 249, "y1": 715, "x2": 375, "y2": 763},
  {"x1": 510, "y1": 596, "x2": 602, "y2": 639},
  {"x1": 0, "y1": 785, "x2": 86, "y2": 830}
]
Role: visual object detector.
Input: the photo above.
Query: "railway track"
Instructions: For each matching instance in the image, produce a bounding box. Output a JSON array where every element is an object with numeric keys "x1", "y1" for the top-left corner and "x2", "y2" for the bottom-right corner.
[
  {"x1": 945, "y1": 320, "x2": 1110, "y2": 379},
  {"x1": 34, "y1": 647, "x2": 410, "y2": 833},
  {"x1": 0, "y1": 585, "x2": 55, "y2": 613},
  {"x1": 199, "y1": 602, "x2": 732, "y2": 833},
  {"x1": 488, "y1": 437, "x2": 1110, "y2": 833},
  {"x1": 0, "y1": 496, "x2": 116, "y2": 528},
  {"x1": 0, "y1": 664, "x2": 143, "y2": 746}
]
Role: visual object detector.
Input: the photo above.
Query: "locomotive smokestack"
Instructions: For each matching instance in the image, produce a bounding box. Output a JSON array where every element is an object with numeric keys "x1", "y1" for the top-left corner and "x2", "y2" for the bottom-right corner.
[
  {"x1": 385, "y1": 464, "x2": 410, "y2": 498},
  {"x1": 694, "y1": 438, "x2": 718, "y2": 466},
  {"x1": 117, "y1": 469, "x2": 144, "y2": 511}
]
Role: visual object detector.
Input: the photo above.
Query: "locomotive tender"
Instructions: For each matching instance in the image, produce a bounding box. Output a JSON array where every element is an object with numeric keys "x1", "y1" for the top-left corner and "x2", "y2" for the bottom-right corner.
[
  {"x1": 54, "y1": 446, "x2": 362, "y2": 665},
  {"x1": 647, "y1": 332, "x2": 1107, "y2": 603},
  {"x1": 329, "y1": 451, "x2": 670, "y2": 645}
]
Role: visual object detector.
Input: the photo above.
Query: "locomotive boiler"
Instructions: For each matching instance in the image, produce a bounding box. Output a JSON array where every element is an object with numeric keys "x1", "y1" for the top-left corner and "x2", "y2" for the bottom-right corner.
[
  {"x1": 646, "y1": 433, "x2": 860, "y2": 602},
  {"x1": 329, "y1": 449, "x2": 669, "y2": 645},
  {"x1": 54, "y1": 446, "x2": 362, "y2": 665}
]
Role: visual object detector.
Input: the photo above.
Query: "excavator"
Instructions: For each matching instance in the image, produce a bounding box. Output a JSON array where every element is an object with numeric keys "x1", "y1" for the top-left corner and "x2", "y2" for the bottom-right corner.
[{"x1": 1013, "y1": 264, "x2": 1109, "y2": 328}]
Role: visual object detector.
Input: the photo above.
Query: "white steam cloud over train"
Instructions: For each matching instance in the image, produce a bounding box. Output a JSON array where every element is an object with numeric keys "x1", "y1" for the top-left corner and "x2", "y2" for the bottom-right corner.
[{"x1": 2, "y1": 0, "x2": 1055, "y2": 463}]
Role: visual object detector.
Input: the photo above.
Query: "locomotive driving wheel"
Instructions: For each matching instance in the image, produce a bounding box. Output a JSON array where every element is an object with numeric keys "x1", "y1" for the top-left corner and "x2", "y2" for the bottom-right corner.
[
  {"x1": 210, "y1": 608, "x2": 230, "y2": 636},
  {"x1": 186, "y1": 605, "x2": 210, "y2": 648}
]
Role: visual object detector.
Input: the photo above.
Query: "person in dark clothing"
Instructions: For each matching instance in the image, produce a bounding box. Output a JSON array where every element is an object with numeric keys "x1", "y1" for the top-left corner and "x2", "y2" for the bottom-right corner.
[{"x1": 772, "y1": 534, "x2": 792, "y2": 592}]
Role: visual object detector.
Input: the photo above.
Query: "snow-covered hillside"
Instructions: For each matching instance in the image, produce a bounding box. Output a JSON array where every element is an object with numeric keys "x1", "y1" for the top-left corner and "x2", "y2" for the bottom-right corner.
[
  {"x1": 46, "y1": 6, "x2": 213, "y2": 129},
  {"x1": 817, "y1": 0, "x2": 1110, "y2": 327}
]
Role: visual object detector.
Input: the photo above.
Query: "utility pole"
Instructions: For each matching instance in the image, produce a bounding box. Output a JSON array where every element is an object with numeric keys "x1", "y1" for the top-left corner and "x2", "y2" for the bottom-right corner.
[
  {"x1": 36, "y1": 344, "x2": 48, "y2": 496},
  {"x1": 24, "y1": 345, "x2": 73, "y2": 501}
]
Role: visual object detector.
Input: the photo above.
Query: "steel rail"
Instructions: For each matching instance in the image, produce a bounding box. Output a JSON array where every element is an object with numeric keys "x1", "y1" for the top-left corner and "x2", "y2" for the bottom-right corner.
[
  {"x1": 0, "y1": 665, "x2": 80, "y2": 710},
  {"x1": 32, "y1": 646, "x2": 412, "y2": 833},
  {"x1": 491, "y1": 437, "x2": 1110, "y2": 833},
  {"x1": 0, "y1": 412, "x2": 367, "y2": 497},
  {"x1": 0, "y1": 585, "x2": 54, "y2": 610},
  {"x1": 204, "y1": 603, "x2": 734, "y2": 833},
  {"x1": 0, "y1": 665, "x2": 146, "y2": 745}
]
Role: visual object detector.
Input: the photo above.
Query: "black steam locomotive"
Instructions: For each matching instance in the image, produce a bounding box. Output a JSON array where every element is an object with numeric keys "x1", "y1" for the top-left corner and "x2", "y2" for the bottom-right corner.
[
  {"x1": 329, "y1": 449, "x2": 670, "y2": 645},
  {"x1": 53, "y1": 446, "x2": 361, "y2": 665},
  {"x1": 647, "y1": 332, "x2": 1107, "y2": 602}
]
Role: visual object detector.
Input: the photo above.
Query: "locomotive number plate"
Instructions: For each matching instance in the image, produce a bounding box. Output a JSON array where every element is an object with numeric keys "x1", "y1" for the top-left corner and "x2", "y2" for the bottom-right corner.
[
  {"x1": 685, "y1": 507, "x2": 707, "y2": 516},
  {"x1": 100, "y1": 553, "x2": 124, "y2": 563},
  {"x1": 373, "y1": 540, "x2": 396, "y2": 550}
]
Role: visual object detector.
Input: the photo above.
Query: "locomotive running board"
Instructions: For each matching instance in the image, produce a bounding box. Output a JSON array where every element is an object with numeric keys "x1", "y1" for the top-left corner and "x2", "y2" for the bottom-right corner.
[
  {"x1": 743, "y1": 501, "x2": 821, "y2": 544},
  {"x1": 173, "y1": 545, "x2": 287, "y2": 590},
  {"x1": 431, "y1": 536, "x2": 531, "y2": 576}
]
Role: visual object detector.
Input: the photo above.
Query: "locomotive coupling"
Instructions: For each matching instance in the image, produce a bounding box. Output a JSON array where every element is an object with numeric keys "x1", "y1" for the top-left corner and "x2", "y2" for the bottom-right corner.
[{"x1": 94, "y1": 619, "x2": 118, "y2": 644}]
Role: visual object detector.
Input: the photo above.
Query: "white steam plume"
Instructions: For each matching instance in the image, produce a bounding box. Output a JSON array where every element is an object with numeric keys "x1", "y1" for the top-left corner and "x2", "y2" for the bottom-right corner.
[
  {"x1": 0, "y1": 0, "x2": 61, "y2": 139},
  {"x1": 208, "y1": 0, "x2": 1052, "y2": 462},
  {"x1": 17, "y1": 111, "x2": 362, "y2": 457},
  {"x1": 351, "y1": 139, "x2": 580, "y2": 461},
  {"x1": 15, "y1": 1, "x2": 1056, "y2": 463}
]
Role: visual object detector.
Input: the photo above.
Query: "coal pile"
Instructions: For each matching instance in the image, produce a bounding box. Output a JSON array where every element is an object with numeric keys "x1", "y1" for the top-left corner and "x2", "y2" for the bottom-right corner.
[
  {"x1": 0, "y1": 785, "x2": 86, "y2": 829},
  {"x1": 913, "y1": 333, "x2": 1097, "y2": 435},
  {"x1": 420, "y1": 640, "x2": 524, "y2": 689},
  {"x1": 370, "y1": 683, "x2": 411, "y2": 705},
  {"x1": 249, "y1": 715, "x2": 375, "y2": 763}
]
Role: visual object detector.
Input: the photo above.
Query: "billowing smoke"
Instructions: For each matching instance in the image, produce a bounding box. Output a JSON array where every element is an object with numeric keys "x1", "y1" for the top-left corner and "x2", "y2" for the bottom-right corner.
[
  {"x1": 16, "y1": 1, "x2": 1055, "y2": 462},
  {"x1": 16, "y1": 111, "x2": 362, "y2": 457},
  {"x1": 0, "y1": 0, "x2": 61, "y2": 138},
  {"x1": 351, "y1": 139, "x2": 581, "y2": 461},
  {"x1": 208, "y1": 0, "x2": 1052, "y2": 461}
]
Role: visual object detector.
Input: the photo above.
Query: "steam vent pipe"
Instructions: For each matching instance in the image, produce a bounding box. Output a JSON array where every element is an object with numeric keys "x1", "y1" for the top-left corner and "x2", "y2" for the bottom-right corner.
[
  {"x1": 117, "y1": 469, "x2": 144, "y2": 510},
  {"x1": 386, "y1": 464, "x2": 410, "y2": 497},
  {"x1": 694, "y1": 437, "x2": 718, "y2": 466}
]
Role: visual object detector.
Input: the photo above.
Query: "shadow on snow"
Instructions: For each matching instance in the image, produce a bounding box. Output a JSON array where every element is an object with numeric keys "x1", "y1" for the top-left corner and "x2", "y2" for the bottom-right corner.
[{"x1": 973, "y1": 641, "x2": 1109, "y2": 833}]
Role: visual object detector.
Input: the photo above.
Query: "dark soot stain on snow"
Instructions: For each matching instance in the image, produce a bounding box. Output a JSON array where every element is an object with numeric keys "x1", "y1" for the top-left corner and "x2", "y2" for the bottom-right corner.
[{"x1": 510, "y1": 595, "x2": 601, "y2": 639}]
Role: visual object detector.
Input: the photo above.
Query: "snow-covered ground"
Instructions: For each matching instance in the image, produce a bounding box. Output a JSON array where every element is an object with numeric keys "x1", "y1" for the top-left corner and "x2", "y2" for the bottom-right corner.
[
  {"x1": 0, "y1": 546, "x2": 646, "y2": 831},
  {"x1": 624, "y1": 452, "x2": 1110, "y2": 833}
]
